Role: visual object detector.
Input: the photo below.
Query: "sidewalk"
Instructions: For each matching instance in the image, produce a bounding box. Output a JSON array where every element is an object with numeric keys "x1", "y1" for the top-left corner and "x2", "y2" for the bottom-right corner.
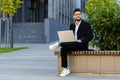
[{"x1": 0, "y1": 44, "x2": 120, "y2": 80}]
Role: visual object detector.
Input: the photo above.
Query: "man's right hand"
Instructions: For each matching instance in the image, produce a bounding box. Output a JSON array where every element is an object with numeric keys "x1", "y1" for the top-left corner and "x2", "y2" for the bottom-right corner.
[{"x1": 76, "y1": 40, "x2": 82, "y2": 43}]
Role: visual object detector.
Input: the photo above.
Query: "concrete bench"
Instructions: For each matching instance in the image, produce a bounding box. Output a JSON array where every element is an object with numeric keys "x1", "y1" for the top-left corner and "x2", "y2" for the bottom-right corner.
[{"x1": 54, "y1": 50, "x2": 120, "y2": 75}]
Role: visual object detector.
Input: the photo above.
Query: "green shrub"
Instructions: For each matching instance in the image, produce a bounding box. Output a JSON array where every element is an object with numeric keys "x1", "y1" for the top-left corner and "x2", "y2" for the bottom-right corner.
[{"x1": 85, "y1": 0, "x2": 120, "y2": 50}]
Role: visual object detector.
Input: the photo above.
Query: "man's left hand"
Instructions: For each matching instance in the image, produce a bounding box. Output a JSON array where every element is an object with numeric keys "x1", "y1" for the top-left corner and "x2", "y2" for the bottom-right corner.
[{"x1": 76, "y1": 40, "x2": 82, "y2": 43}]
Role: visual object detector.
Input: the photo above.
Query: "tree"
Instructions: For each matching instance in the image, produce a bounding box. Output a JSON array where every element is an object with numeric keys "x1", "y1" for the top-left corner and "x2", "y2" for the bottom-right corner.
[
  {"x1": 0, "y1": 0, "x2": 23, "y2": 16},
  {"x1": 0, "y1": 0, "x2": 23, "y2": 48},
  {"x1": 85, "y1": 0, "x2": 120, "y2": 50}
]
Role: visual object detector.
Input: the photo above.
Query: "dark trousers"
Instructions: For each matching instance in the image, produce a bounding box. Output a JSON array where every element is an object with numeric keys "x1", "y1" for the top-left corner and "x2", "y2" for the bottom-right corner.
[{"x1": 60, "y1": 42, "x2": 83, "y2": 68}]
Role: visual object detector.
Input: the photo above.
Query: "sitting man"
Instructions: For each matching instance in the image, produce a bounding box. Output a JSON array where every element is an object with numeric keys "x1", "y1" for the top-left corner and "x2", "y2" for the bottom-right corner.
[{"x1": 49, "y1": 8, "x2": 93, "y2": 77}]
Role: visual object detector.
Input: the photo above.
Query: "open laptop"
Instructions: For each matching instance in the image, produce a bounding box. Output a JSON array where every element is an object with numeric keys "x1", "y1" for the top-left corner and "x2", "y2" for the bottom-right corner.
[{"x1": 57, "y1": 30, "x2": 75, "y2": 42}]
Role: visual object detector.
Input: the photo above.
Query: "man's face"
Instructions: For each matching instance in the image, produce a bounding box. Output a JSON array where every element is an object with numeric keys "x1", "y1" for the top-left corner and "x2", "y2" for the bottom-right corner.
[{"x1": 73, "y1": 11, "x2": 82, "y2": 21}]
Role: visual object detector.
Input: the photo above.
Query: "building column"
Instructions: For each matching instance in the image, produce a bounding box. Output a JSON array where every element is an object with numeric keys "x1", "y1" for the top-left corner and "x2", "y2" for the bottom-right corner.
[
  {"x1": 60, "y1": 0, "x2": 62, "y2": 23},
  {"x1": 53, "y1": 0, "x2": 57, "y2": 20},
  {"x1": 22, "y1": 0, "x2": 25, "y2": 22},
  {"x1": 48, "y1": 0, "x2": 54, "y2": 19},
  {"x1": 58, "y1": 0, "x2": 60, "y2": 21},
  {"x1": 63, "y1": 0, "x2": 66, "y2": 24},
  {"x1": 70, "y1": 0, "x2": 75, "y2": 24},
  {"x1": 79, "y1": 0, "x2": 82, "y2": 9},
  {"x1": 56, "y1": 0, "x2": 59, "y2": 21},
  {"x1": 68, "y1": 0, "x2": 71, "y2": 25},
  {"x1": 65, "y1": 0, "x2": 67, "y2": 25},
  {"x1": 67, "y1": 0, "x2": 69, "y2": 25}
]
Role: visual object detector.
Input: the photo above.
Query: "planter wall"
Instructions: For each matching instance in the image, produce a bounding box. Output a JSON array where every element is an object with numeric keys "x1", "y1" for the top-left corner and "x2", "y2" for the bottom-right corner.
[{"x1": 55, "y1": 51, "x2": 120, "y2": 75}]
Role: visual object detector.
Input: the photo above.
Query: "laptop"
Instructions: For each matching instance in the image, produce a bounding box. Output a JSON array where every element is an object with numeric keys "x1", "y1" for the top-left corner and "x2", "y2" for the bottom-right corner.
[{"x1": 57, "y1": 30, "x2": 75, "y2": 42}]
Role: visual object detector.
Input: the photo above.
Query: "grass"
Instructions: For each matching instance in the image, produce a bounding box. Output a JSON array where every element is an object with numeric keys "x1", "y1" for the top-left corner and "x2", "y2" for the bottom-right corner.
[{"x1": 0, "y1": 47, "x2": 28, "y2": 53}]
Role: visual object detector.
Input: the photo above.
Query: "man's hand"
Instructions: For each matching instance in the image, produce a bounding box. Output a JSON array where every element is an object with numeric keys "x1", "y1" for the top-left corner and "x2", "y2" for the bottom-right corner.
[{"x1": 76, "y1": 40, "x2": 82, "y2": 43}]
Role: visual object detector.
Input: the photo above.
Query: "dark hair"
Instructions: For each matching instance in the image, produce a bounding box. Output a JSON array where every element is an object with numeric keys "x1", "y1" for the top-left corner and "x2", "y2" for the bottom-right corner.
[{"x1": 73, "y1": 8, "x2": 81, "y2": 14}]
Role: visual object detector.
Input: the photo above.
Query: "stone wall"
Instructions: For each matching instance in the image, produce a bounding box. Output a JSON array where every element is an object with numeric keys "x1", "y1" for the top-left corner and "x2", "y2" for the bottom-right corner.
[
  {"x1": 44, "y1": 18, "x2": 69, "y2": 43},
  {"x1": 12, "y1": 18, "x2": 69, "y2": 43},
  {"x1": 13, "y1": 22, "x2": 45, "y2": 43}
]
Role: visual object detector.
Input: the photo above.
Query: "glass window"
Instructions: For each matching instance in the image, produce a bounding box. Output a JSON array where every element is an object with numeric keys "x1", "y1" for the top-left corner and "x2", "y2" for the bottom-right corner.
[{"x1": 13, "y1": 0, "x2": 48, "y2": 23}]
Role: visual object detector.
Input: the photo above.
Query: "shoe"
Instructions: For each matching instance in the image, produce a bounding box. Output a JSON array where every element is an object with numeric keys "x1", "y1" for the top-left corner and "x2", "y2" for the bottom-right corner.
[
  {"x1": 49, "y1": 42, "x2": 59, "y2": 50},
  {"x1": 59, "y1": 68, "x2": 70, "y2": 77}
]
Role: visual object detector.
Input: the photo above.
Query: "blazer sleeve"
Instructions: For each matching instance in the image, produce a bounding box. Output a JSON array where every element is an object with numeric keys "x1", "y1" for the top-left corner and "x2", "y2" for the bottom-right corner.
[
  {"x1": 69, "y1": 23, "x2": 74, "y2": 30},
  {"x1": 80, "y1": 23, "x2": 93, "y2": 43}
]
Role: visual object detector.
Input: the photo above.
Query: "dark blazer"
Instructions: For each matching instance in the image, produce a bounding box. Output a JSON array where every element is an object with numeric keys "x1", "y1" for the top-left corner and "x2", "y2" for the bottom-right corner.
[{"x1": 70, "y1": 20, "x2": 93, "y2": 50}]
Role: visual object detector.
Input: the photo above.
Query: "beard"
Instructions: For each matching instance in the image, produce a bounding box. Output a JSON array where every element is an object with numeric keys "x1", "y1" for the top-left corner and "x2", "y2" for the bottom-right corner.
[{"x1": 75, "y1": 18, "x2": 81, "y2": 21}]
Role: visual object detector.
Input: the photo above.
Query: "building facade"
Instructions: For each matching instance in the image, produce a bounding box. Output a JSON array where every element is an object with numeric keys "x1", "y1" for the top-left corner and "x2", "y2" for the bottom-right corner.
[
  {"x1": 13, "y1": 0, "x2": 76, "y2": 25},
  {"x1": 11, "y1": 0, "x2": 77, "y2": 43},
  {"x1": 1, "y1": 0, "x2": 119, "y2": 43}
]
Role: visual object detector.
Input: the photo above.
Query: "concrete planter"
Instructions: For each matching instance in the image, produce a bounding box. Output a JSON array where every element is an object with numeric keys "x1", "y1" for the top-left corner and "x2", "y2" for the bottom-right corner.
[{"x1": 54, "y1": 51, "x2": 120, "y2": 75}]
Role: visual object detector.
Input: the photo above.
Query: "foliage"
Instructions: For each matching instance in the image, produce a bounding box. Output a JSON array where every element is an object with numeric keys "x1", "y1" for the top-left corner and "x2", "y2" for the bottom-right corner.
[
  {"x1": 0, "y1": 47, "x2": 28, "y2": 53},
  {"x1": 0, "y1": 0, "x2": 23, "y2": 48},
  {"x1": 0, "y1": 0, "x2": 23, "y2": 17},
  {"x1": 85, "y1": 0, "x2": 120, "y2": 50}
]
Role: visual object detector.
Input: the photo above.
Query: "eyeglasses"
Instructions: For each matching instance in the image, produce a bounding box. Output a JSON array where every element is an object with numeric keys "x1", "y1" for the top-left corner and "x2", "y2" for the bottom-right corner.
[{"x1": 74, "y1": 14, "x2": 81, "y2": 16}]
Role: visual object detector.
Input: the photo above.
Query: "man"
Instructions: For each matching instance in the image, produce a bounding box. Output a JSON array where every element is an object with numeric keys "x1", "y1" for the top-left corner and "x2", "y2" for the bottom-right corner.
[{"x1": 49, "y1": 8, "x2": 93, "y2": 76}]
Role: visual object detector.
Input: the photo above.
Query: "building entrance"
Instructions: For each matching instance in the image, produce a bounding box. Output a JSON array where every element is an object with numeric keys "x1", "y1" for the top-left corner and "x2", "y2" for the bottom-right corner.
[{"x1": 13, "y1": 0, "x2": 48, "y2": 22}]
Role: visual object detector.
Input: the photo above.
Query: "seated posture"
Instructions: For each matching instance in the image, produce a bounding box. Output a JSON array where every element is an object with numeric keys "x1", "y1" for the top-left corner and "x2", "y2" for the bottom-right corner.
[{"x1": 49, "y1": 8, "x2": 93, "y2": 77}]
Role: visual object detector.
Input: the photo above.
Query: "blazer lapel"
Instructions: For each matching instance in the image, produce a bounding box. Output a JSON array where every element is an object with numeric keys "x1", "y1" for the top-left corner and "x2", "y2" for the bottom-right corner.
[
  {"x1": 77, "y1": 20, "x2": 83, "y2": 33},
  {"x1": 72, "y1": 23, "x2": 76, "y2": 34}
]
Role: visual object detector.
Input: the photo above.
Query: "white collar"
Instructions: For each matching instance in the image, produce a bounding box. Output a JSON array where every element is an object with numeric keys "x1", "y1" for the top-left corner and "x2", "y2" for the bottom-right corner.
[{"x1": 75, "y1": 21, "x2": 81, "y2": 26}]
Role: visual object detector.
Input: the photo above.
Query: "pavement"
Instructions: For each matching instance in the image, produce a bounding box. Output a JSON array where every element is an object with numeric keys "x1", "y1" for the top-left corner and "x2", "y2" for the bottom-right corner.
[{"x1": 0, "y1": 43, "x2": 120, "y2": 80}]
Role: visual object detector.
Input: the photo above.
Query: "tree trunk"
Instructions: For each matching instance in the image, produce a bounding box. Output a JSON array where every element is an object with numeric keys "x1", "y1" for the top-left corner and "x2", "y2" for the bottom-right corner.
[{"x1": 9, "y1": 16, "x2": 13, "y2": 48}]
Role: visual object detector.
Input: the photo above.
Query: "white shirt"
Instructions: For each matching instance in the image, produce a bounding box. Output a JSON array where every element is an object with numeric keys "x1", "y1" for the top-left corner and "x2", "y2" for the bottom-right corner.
[{"x1": 74, "y1": 21, "x2": 81, "y2": 40}]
